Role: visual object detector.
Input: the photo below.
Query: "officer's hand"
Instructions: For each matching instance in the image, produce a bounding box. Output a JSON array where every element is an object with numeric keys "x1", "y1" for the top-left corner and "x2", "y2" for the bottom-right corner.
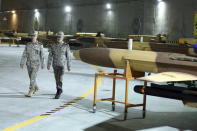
[
  {"x1": 20, "y1": 64, "x2": 24, "y2": 69},
  {"x1": 41, "y1": 65, "x2": 44, "y2": 69},
  {"x1": 68, "y1": 66, "x2": 71, "y2": 72},
  {"x1": 47, "y1": 65, "x2": 50, "y2": 70}
]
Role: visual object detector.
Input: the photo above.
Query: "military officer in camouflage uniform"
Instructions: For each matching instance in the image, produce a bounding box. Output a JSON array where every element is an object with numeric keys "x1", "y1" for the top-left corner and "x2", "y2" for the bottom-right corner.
[
  {"x1": 20, "y1": 31, "x2": 44, "y2": 97},
  {"x1": 47, "y1": 31, "x2": 71, "y2": 99}
]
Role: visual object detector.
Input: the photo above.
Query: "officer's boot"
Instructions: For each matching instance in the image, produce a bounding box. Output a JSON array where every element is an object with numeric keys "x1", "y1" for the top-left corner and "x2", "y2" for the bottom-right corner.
[
  {"x1": 26, "y1": 88, "x2": 34, "y2": 97},
  {"x1": 55, "y1": 89, "x2": 62, "y2": 99},
  {"x1": 33, "y1": 85, "x2": 39, "y2": 94}
]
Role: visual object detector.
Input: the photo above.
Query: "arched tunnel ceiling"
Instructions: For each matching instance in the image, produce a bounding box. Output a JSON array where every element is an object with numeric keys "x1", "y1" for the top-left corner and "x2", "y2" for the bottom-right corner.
[
  {"x1": 46, "y1": 0, "x2": 140, "y2": 8},
  {"x1": 1, "y1": 0, "x2": 141, "y2": 10}
]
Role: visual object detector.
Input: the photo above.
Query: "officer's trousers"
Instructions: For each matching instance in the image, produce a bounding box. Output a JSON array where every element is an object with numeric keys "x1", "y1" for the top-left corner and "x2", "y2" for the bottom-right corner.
[
  {"x1": 27, "y1": 65, "x2": 39, "y2": 89},
  {"x1": 53, "y1": 66, "x2": 64, "y2": 90}
]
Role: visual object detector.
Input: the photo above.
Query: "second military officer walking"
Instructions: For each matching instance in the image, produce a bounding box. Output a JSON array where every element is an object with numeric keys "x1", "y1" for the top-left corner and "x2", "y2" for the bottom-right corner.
[
  {"x1": 47, "y1": 31, "x2": 71, "y2": 99},
  {"x1": 20, "y1": 31, "x2": 44, "y2": 97}
]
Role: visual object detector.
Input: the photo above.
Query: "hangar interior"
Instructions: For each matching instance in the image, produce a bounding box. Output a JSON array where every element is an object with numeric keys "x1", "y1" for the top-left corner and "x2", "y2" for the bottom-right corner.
[
  {"x1": 0, "y1": 0, "x2": 197, "y2": 131},
  {"x1": 0, "y1": 0, "x2": 197, "y2": 39}
]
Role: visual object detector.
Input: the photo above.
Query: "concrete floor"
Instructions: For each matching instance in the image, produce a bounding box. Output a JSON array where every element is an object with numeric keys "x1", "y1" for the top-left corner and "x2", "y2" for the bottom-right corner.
[{"x1": 0, "y1": 44, "x2": 197, "y2": 131}]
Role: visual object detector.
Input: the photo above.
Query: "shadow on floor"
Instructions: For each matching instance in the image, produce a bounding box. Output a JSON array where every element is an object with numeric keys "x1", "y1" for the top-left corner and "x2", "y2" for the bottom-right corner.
[
  {"x1": 69, "y1": 97, "x2": 197, "y2": 131},
  {"x1": 84, "y1": 110, "x2": 197, "y2": 131}
]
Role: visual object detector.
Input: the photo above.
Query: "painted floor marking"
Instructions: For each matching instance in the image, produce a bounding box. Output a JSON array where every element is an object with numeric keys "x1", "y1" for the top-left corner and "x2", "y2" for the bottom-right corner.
[{"x1": 2, "y1": 65, "x2": 102, "y2": 131}]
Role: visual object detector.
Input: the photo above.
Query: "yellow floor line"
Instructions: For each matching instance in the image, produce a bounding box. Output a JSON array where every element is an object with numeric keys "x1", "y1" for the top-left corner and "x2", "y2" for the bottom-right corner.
[
  {"x1": 2, "y1": 65, "x2": 102, "y2": 131},
  {"x1": 2, "y1": 116, "x2": 45, "y2": 131}
]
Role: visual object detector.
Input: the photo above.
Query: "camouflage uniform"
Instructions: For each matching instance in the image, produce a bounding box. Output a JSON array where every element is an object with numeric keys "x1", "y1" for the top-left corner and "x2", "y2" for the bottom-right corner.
[
  {"x1": 47, "y1": 42, "x2": 71, "y2": 90},
  {"x1": 20, "y1": 42, "x2": 44, "y2": 89}
]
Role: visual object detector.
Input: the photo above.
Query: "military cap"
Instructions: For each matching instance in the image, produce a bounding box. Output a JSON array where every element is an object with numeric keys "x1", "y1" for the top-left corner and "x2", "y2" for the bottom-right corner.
[{"x1": 56, "y1": 31, "x2": 64, "y2": 37}]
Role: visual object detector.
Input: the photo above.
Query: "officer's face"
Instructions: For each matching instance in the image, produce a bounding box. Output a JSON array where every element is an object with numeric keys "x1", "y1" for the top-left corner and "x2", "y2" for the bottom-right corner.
[
  {"x1": 57, "y1": 36, "x2": 64, "y2": 43},
  {"x1": 30, "y1": 35, "x2": 37, "y2": 43}
]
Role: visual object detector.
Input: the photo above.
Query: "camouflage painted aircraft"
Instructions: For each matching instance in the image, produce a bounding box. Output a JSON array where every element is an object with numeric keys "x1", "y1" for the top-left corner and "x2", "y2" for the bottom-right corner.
[
  {"x1": 74, "y1": 48, "x2": 197, "y2": 107},
  {"x1": 74, "y1": 34, "x2": 197, "y2": 57}
]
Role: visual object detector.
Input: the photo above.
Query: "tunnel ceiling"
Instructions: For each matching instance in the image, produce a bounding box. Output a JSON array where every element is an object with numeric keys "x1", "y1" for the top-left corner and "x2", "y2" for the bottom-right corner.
[{"x1": 1, "y1": 0, "x2": 142, "y2": 11}]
